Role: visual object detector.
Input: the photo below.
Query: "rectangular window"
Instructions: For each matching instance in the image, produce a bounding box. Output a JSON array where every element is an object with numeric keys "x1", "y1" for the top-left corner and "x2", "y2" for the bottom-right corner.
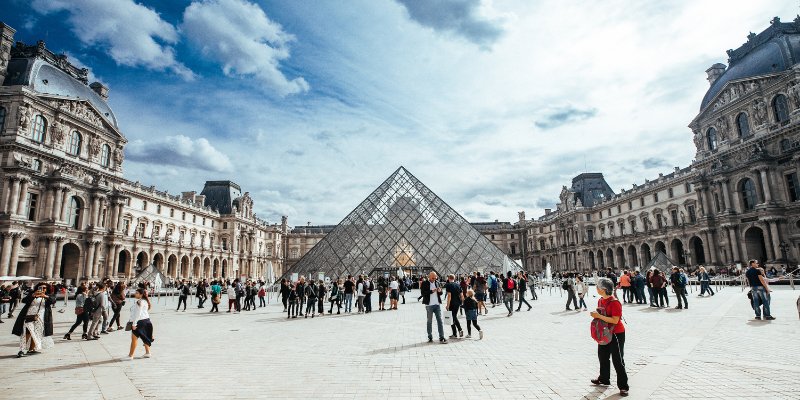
[
  {"x1": 586, "y1": 230, "x2": 594, "y2": 242},
  {"x1": 653, "y1": 193, "x2": 659, "y2": 202},
  {"x1": 142, "y1": 201, "x2": 147, "y2": 211},
  {"x1": 223, "y1": 222, "x2": 228, "y2": 229},
  {"x1": 123, "y1": 219, "x2": 131, "y2": 235},
  {"x1": 640, "y1": 197, "x2": 645, "y2": 207},
  {"x1": 671, "y1": 209, "x2": 679, "y2": 226},
  {"x1": 202, "y1": 217, "x2": 206, "y2": 226},
  {"x1": 182, "y1": 212, "x2": 186, "y2": 220},
  {"x1": 714, "y1": 193, "x2": 720, "y2": 213},
  {"x1": 156, "y1": 205, "x2": 161, "y2": 214},
  {"x1": 628, "y1": 201, "x2": 633, "y2": 210},
  {"x1": 510, "y1": 244, "x2": 516, "y2": 255},
  {"x1": 685, "y1": 183, "x2": 691, "y2": 193},
  {"x1": 170, "y1": 208, "x2": 175, "y2": 217},
  {"x1": 586, "y1": 214, "x2": 591, "y2": 221},
  {"x1": 656, "y1": 214, "x2": 663, "y2": 229},
  {"x1": 688, "y1": 205, "x2": 697, "y2": 223},
  {"x1": 138, "y1": 222, "x2": 146, "y2": 237},
  {"x1": 192, "y1": 215, "x2": 196, "y2": 223},
  {"x1": 26, "y1": 192, "x2": 38, "y2": 221},
  {"x1": 786, "y1": 173, "x2": 800, "y2": 202},
  {"x1": 617, "y1": 205, "x2": 621, "y2": 213},
  {"x1": 153, "y1": 225, "x2": 160, "y2": 238},
  {"x1": 100, "y1": 208, "x2": 107, "y2": 227},
  {"x1": 668, "y1": 188, "x2": 674, "y2": 198}
]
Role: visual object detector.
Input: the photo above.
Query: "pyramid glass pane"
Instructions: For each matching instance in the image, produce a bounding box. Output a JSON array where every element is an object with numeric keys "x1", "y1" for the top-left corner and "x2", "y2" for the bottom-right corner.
[{"x1": 281, "y1": 167, "x2": 513, "y2": 279}]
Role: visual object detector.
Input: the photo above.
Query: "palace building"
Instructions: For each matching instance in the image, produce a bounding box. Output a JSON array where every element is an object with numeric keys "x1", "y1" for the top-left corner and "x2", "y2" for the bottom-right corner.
[{"x1": 0, "y1": 23, "x2": 287, "y2": 284}]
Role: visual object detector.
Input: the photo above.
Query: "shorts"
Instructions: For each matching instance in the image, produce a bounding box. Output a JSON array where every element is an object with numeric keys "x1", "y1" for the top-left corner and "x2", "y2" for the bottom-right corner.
[
  {"x1": 475, "y1": 292, "x2": 486, "y2": 302},
  {"x1": 390, "y1": 289, "x2": 399, "y2": 300}
]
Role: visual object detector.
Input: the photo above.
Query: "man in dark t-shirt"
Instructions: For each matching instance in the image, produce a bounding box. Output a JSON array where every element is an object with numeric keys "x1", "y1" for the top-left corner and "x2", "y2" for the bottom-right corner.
[
  {"x1": 343, "y1": 276, "x2": 355, "y2": 313},
  {"x1": 746, "y1": 260, "x2": 774, "y2": 320},
  {"x1": 444, "y1": 274, "x2": 463, "y2": 339}
]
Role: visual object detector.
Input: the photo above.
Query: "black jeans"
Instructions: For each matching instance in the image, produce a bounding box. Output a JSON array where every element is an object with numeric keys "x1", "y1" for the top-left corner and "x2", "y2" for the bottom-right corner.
[
  {"x1": 329, "y1": 298, "x2": 341, "y2": 313},
  {"x1": 674, "y1": 287, "x2": 688, "y2": 308},
  {"x1": 449, "y1": 307, "x2": 462, "y2": 335},
  {"x1": 658, "y1": 288, "x2": 669, "y2": 307},
  {"x1": 566, "y1": 291, "x2": 578, "y2": 310},
  {"x1": 110, "y1": 302, "x2": 123, "y2": 328},
  {"x1": 281, "y1": 295, "x2": 288, "y2": 310},
  {"x1": 68, "y1": 312, "x2": 89, "y2": 334},
  {"x1": 177, "y1": 296, "x2": 187, "y2": 310},
  {"x1": 530, "y1": 287, "x2": 537, "y2": 300},
  {"x1": 364, "y1": 294, "x2": 372, "y2": 312},
  {"x1": 466, "y1": 319, "x2": 480, "y2": 335},
  {"x1": 598, "y1": 332, "x2": 628, "y2": 390},
  {"x1": 197, "y1": 296, "x2": 206, "y2": 308},
  {"x1": 516, "y1": 291, "x2": 531, "y2": 310},
  {"x1": 210, "y1": 299, "x2": 219, "y2": 312},
  {"x1": 305, "y1": 298, "x2": 317, "y2": 315},
  {"x1": 259, "y1": 296, "x2": 266, "y2": 307}
]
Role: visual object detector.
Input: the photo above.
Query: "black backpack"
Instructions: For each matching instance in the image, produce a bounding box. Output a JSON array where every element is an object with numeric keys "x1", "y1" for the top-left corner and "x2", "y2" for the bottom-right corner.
[
  {"x1": 83, "y1": 296, "x2": 96, "y2": 313},
  {"x1": 561, "y1": 280, "x2": 570, "y2": 290},
  {"x1": 182, "y1": 285, "x2": 190, "y2": 296}
]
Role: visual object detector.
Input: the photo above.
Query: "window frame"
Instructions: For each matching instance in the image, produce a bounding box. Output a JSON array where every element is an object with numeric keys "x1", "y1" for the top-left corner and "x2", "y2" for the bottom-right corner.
[
  {"x1": 736, "y1": 112, "x2": 750, "y2": 138},
  {"x1": 740, "y1": 179, "x2": 758, "y2": 211},
  {"x1": 31, "y1": 114, "x2": 47, "y2": 143},
  {"x1": 68, "y1": 130, "x2": 82, "y2": 156}
]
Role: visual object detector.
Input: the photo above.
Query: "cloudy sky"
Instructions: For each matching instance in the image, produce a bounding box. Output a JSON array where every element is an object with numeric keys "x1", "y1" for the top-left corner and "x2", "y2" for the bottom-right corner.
[{"x1": 4, "y1": 0, "x2": 797, "y2": 225}]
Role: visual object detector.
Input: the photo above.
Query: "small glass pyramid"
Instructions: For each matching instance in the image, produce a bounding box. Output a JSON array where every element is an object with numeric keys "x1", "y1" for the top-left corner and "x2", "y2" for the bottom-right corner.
[{"x1": 283, "y1": 166, "x2": 513, "y2": 279}]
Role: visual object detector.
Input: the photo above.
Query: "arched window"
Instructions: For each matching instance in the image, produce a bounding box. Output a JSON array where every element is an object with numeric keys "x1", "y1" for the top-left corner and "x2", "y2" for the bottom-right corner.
[
  {"x1": 773, "y1": 94, "x2": 790, "y2": 123},
  {"x1": 67, "y1": 196, "x2": 82, "y2": 229},
  {"x1": 100, "y1": 144, "x2": 111, "y2": 167},
  {"x1": 736, "y1": 112, "x2": 750, "y2": 138},
  {"x1": 68, "y1": 131, "x2": 82, "y2": 156},
  {"x1": 31, "y1": 115, "x2": 47, "y2": 143},
  {"x1": 706, "y1": 127, "x2": 717, "y2": 150},
  {"x1": 740, "y1": 179, "x2": 758, "y2": 211},
  {"x1": 0, "y1": 107, "x2": 6, "y2": 131}
]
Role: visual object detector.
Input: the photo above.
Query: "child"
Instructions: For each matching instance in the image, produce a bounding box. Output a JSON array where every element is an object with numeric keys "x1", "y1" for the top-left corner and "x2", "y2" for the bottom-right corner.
[
  {"x1": 287, "y1": 284, "x2": 298, "y2": 319},
  {"x1": 462, "y1": 289, "x2": 483, "y2": 339}
]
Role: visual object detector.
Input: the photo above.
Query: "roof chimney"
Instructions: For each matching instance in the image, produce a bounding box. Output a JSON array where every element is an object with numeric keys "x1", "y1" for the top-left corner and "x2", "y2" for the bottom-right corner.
[
  {"x1": 0, "y1": 22, "x2": 16, "y2": 82},
  {"x1": 705, "y1": 63, "x2": 726, "y2": 86},
  {"x1": 89, "y1": 82, "x2": 109, "y2": 100}
]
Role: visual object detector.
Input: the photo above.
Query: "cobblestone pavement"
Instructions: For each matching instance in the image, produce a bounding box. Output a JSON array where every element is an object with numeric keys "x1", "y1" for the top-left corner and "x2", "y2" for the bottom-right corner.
[{"x1": 1, "y1": 284, "x2": 797, "y2": 399}]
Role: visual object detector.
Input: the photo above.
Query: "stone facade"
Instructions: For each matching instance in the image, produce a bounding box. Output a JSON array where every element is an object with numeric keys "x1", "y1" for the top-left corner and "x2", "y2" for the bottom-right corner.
[{"x1": 0, "y1": 28, "x2": 287, "y2": 283}]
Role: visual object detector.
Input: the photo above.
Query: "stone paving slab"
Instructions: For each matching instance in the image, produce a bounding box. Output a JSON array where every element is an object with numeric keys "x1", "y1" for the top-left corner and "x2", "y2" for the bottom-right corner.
[{"x1": 0, "y1": 285, "x2": 797, "y2": 399}]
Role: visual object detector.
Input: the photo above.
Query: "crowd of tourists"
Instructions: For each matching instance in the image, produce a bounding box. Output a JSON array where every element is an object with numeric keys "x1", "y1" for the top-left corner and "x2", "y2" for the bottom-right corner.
[{"x1": 278, "y1": 275, "x2": 411, "y2": 318}]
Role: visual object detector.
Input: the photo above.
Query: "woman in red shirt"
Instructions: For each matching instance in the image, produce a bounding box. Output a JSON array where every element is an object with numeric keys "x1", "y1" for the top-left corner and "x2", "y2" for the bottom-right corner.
[{"x1": 589, "y1": 277, "x2": 629, "y2": 396}]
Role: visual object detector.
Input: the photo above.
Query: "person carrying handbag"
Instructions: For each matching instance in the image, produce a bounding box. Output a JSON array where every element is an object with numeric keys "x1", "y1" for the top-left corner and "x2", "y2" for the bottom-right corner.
[{"x1": 589, "y1": 278, "x2": 629, "y2": 397}]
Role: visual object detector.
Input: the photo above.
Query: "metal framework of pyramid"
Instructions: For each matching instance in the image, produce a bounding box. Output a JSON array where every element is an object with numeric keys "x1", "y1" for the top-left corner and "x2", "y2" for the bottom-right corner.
[
  {"x1": 283, "y1": 167, "x2": 513, "y2": 279},
  {"x1": 645, "y1": 251, "x2": 676, "y2": 273}
]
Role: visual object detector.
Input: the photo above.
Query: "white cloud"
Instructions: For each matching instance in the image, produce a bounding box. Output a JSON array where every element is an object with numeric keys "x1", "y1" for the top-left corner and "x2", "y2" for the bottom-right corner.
[
  {"x1": 181, "y1": 0, "x2": 309, "y2": 96},
  {"x1": 126, "y1": 135, "x2": 233, "y2": 173},
  {"x1": 31, "y1": 0, "x2": 194, "y2": 80}
]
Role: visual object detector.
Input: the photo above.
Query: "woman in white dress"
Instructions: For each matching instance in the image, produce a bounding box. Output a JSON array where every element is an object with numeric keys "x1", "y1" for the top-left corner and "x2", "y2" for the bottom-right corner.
[
  {"x1": 12, "y1": 284, "x2": 55, "y2": 358},
  {"x1": 127, "y1": 288, "x2": 153, "y2": 359}
]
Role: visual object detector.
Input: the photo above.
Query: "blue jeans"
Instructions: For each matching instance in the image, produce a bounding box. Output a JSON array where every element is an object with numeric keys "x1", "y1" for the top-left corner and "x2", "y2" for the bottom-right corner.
[
  {"x1": 344, "y1": 293, "x2": 353, "y2": 312},
  {"x1": 751, "y1": 287, "x2": 771, "y2": 317},
  {"x1": 700, "y1": 281, "x2": 714, "y2": 295},
  {"x1": 426, "y1": 304, "x2": 445, "y2": 340}
]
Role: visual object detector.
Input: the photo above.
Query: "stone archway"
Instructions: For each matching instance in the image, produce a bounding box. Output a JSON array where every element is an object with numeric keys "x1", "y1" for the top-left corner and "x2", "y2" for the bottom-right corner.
[
  {"x1": 213, "y1": 258, "x2": 220, "y2": 278},
  {"x1": 59, "y1": 243, "x2": 81, "y2": 283},
  {"x1": 689, "y1": 236, "x2": 706, "y2": 265},
  {"x1": 180, "y1": 255, "x2": 190, "y2": 278},
  {"x1": 167, "y1": 254, "x2": 178, "y2": 277},
  {"x1": 641, "y1": 243, "x2": 652, "y2": 265},
  {"x1": 744, "y1": 227, "x2": 768, "y2": 263},
  {"x1": 153, "y1": 253, "x2": 164, "y2": 273},
  {"x1": 671, "y1": 239, "x2": 686, "y2": 266},
  {"x1": 203, "y1": 257, "x2": 211, "y2": 278},
  {"x1": 627, "y1": 245, "x2": 638, "y2": 268},
  {"x1": 192, "y1": 257, "x2": 201, "y2": 278},
  {"x1": 222, "y1": 259, "x2": 228, "y2": 278},
  {"x1": 588, "y1": 251, "x2": 596, "y2": 270},
  {"x1": 616, "y1": 247, "x2": 626, "y2": 269},
  {"x1": 606, "y1": 248, "x2": 614, "y2": 269},
  {"x1": 135, "y1": 251, "x2": 149, "y2": 273},
  {"x1": 117, "y1": 249, "x2": 132, "y2": 276}
]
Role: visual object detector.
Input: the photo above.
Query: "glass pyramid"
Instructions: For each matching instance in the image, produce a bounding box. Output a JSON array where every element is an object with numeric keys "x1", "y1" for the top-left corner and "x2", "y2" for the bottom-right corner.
[{"x1": 283, "y1": 167, "x2": 513, "y2": 279}]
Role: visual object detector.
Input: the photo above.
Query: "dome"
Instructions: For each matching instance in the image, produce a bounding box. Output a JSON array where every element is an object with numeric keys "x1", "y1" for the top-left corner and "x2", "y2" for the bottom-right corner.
[{"x1": 700, "y1": 16, "x2": 800, "y2": 111}]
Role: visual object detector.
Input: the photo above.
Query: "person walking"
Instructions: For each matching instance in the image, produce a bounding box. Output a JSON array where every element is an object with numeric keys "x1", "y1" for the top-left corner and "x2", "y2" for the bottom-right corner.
[
  {"x1": 670, "y1": 267, "x2": 688, "y2": 309},
  {"x1": 515, "y1": 271, "x2": 532, "y2": 312},
  {"x1": 316, "y1": 280, "x2": 326, "y2": 315},
  {"x1": 13, "y1": 284, "x2": 55, "y2": 358},
  {"x1": 258, "y1": 284, "x2": 267, "y2": 308},
  {"x1": 565, "y1": 274, "x2": 579, "y2": 311},
  {"x1": 196, "y1": 280, "x2": 208, "y2": 309},
  {"x1": 746, "y1": 260, "x2": 775, "y2": 320},
  {"x1": 226, "y1": 283, "x2": 238, "y2": 313},
  {"x1": 421, "y1": 272, "x2": 446, "y2": 344},
  {"x1": 698, "y1": 266, "x2": 715, "y2": 297},
  {"x1": 356, "y1": 277, "x2": 365, "y2": 314},
  {"x1": 88, "y1": 284, "x2": 106, "y2": 340},
  {"x1": 210, "y1": 281, "x2": 222, "y2": 313},
  {"x1": 363, "y1": 277, "x2": 374, "y2": 313},
  {"x1": 445, "y1": 274, "x2": 464, "y2": 339},
  {"x1": 462, "y1": 289, "x2": 483, "y2": 339},
  {"x1": 280, "y1": 279, "x2": 290, "y2": 312},
  {"x1": 108, "y1": 282, "x2": 126, "y2": 331},
  {"x1": 502, "y1": 271, "x2": 516, "y2": 317},
  {"x1": 127, "y1": 288, "x2": 153, "y2": 360},
  {"x1": 287, "y1": 283, "x2": 299, "y2": 318},
  {"x1": 176, "y1": 280, "x2": 189, "y2": 312},
  {"x1": 343, "y1": 276, "x2": 354, "y2": 313},
  {"x1": 589, "y1": 278, "x2": 629, "y2": 396},
  {"x1": 329, "y1": 279, "x2": 342, "y2": 314},
  {"x1": 304, "y1": 281, "x2": 317, "y2": 318},
  {"x1": 64, "y1": 285, "x2": 89, "y2": 340},
  {"x1": 576, "y1": 275, "x2": 588, "y2": 311}
]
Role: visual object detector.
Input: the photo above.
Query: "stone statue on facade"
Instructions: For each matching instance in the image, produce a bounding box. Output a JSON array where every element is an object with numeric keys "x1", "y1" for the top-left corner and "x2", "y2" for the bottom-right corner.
[
  {"x1": 715, "y1": 116, "x2": 730, "y2": 141},
  {"x1": 88, "y1": 135, "x2": 101, "y2": 156},
  {"x1": 17, "y1": 104, "x2": 30, "y2": 131},
  {"x1": 114, "y1": 147, "x2": 123, "y2": 164},
  {"x1": 788, "y1": 81, "x2": 800, "y2": 109},
  {"x1": 50, "y1": 119, "x2": 65, "y2": 145},
  {"x1": 693, "y1": 129, "x2": 703, "y2": 150},
  {"x1": 752, "y1": 98, "x2": 768, "y2": 125}
]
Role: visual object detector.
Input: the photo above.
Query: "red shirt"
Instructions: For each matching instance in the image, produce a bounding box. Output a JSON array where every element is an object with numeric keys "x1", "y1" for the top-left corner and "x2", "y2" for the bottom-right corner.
[{"x1": 598, "y1": 297, "x2": 625, "y2": 334}]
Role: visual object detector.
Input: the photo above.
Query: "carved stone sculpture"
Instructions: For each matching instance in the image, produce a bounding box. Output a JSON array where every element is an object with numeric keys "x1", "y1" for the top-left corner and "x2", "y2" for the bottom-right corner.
[
  {"x1": 50, "y1": 119, "x2": 66, "y2": 145},
  {"x1": 693, "y1": 129, "x2": 703, "y2": 149},
  {"x1": 752, "y1": 98, "x2": 768, "y2": 125},
  {"x1": 715, "y1": 116, "x2": 730, "y2": 141},
  {"x1": 17, "y1": 104, "x2": 30, "y2": 131},
  {"x1": 788, "y1": 81, "x2": 800, "y2": 109},
  {"x1": 88, "y1": 135, "x2": 101, "y2": 156},
  {"x1": 113, "y1": 147, "x2": 123, "y2": 164}
]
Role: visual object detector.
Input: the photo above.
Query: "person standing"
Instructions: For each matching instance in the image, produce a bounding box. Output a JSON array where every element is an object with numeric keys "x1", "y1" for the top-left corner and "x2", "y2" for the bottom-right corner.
[
  {"x1": 575, "y1": 275, "x2": 588, "y2": 311},
  {"x1": 670, "y1": 267, "x2": 688, "y2": 310},
  {"x1": 226, "y1": 283, "x2": 238, "y2": 313},
  {"x1": 488, "y1": 272, "x2": 498, "y2": 307},
  {"x1": 176, "y1": 280, "x2": 189, "y2": 312},
  {"x1": 444, "y1": 274, "x2": 464, "y2": 339},
  {"x1": 364, "y1": 277, "x2": 374, "y2": 313},
  {"x1": 12, "y1": 284, "x2": 55, "y2": 358},
  {"x1": 127, "y1": 288, "x2": 153, "y2": 360},
  {"x1": 646, "y1": 270, "x2": 656, "y2": 307},
  {"x1": 502, "y1": 271, "x2": 516, "y2": 317},
  {"x1": 287, "y1": 283, "x2": 299, "y2": 318},
  {"x1": 196, "y1": 280, "x2": 208, "y2": 309},
  {"x1": 258, "y1": 284, "x2": 267, "y2": 308},
  {"x1": 329, "y1": 279, "x2": 342, "y2": 314},
  {"x1": 462, "y1": 289, "x2": 483, "y2": 339},
  {"x1": 474, "y1": 272, "x2": 488, "y2": 315},
  {"x1": 304, "y1": 281, "x2": 317, "y2": 318},
  {"x1": 280, "y1": 279, "x2": 290, "y2": 312},
  {"x1": 316, "y1": 280, "x2": 326, "y2": 315},
  {"x1": 421, "y1": 272, "x2": 446, "y2": 344},
  {"x1": 515, "y1": 271, "x2": 532, "y2": 312},
  {"x1": 356, "y1": 277, "x2": 365, "y2": 314},
  {"x1": 589, "y1": 278, "x2": 629, "y2": 396},
  {"x1": 343, "y1": 276, "x2": 354, "y2": 313},
  {"x1": 698, "y1": 266, "x2": 714, "y2": 297},
  {"x1": 746, "y1": 260, "x2": 775, "y2": 320},
  {"x1": 619, "y1": 271, "x2": 632, "y2": 304},
  {"x1": 389, "y1": 276, "x2": 400, "y2": 310},
  {"x1": 632, "y1": 271, "x2": 646, "y2": 304},
  {"x1": 565, "y1": 274, "x2": 579, "y2": 311},
  {"x1": 398, "y1": 276, "x2": 407, "y2": 304},
  {"x1": 6, "y1": 281, "x2": 20, "y2": 318},
  {"x1": 210, "y1": 281, "x2": 222, "y2": 313},
  {"x1": 652, "y1": 270, "x2": 668, "y2": 308}
]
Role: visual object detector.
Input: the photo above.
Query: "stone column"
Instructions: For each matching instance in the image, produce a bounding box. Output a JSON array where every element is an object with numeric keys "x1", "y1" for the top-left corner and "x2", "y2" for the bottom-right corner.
[
  {"x1": 728, "y1": 226, "x2": 741, "y2": 263},
  {"x1": 116, "y1": 204, "x2": 124, "y2": 231},
  {"x1": 90, "y1": 196, "x2": 100, "y2": 229},
  {"x1": 723, "y1": 179, "x2": 737, "y2": 213},
  {"x1": 767, "y1": 220, "x2": 782, "y2": 260},
  {"x1": 703, "y1": 187, "x2": 714, "y2": 216},
  {"x1": 6, "y1": 179, "x2": 20, "y2": 216},
  {"x1": 109, "y1": 203, "x2": 119, "y2": 232},
  {"x1": 52, "y1": 238, "x2": 63, "y2": 279},
  {"x1": 44, "y1": 236, "x2": 57, "y2": 279},
  {"x1": 92, "y1": 242, "x2": 101, "y2": 279},
  {"x1": 759, "y1": 168, "x2": 773, "y2": 204},
  {"x1": 83, "y1": 241, "x2": 96, "y2": 281},
  {"x1": 8, "y1": 233, "x2": 23, "y2": 275},
  {"x1": 702, "y1": 230, "x2": 715, "y2": 264},
  {"x1": 42, "y1": 187, "x2": 55, "y2": 222},
  {"x1": 111, "y1": 245, "x2": 120, "y2": 277},
  {"x1": 0, "y1": 233, "x2": 13, "y2": 276},
  {"x1": 36, "y1": 238, "x2": 49, "y2": 277},
  {"x1": 1, "y1": 177, "x2": 12, "y2": 214},
  {"x1": 15, "y1": 179, "x2": 29, "y2": 217},
  {"x1": 716, "y1": 181, "x2": 729, "y2": 213},
  {"x1": 59, "y1": 189, "x2": 70, "y2": 222},
  {"x1": 695, "y1": 188, "x2": 706, "y2": 217}
]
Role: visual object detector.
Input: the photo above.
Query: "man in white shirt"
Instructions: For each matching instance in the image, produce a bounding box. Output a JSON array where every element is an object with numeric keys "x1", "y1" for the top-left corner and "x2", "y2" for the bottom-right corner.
[{"x1": 421, "y1": 272, "x2": 446, "y2": 344}]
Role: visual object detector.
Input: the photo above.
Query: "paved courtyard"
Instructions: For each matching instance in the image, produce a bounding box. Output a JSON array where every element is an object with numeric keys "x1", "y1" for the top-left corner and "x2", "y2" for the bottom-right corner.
[{"x1": 1, "y1": 285, "x2": 798, "y2": 399}]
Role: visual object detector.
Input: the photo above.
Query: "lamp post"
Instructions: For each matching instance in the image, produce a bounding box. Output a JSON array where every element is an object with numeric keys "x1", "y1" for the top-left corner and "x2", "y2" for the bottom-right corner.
[{"x1": 778, "y1": 241, "x2": 789, "y2": 261}]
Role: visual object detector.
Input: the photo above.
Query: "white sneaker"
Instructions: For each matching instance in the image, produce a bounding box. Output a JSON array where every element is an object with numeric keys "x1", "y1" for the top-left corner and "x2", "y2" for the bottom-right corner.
[
  {"x1": 143, "y1": 353, "x2": 151, "y2": 358},
  {"x1": 479, "y1": 331, "x2": 484, "y2": 340},
  {"x1": 465, "y1": 334, "x2": 472, "y2": 338}
]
